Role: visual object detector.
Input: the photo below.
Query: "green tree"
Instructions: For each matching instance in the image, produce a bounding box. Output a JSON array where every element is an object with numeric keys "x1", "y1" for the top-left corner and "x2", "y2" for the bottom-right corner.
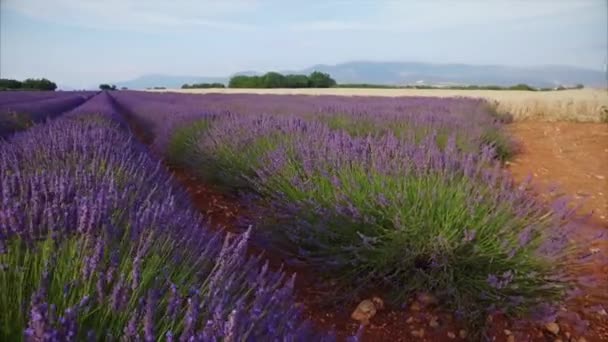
[
  {"x1": 182, "y1": 83, "x2": 225, "y2": 89},
  {"x1": 99, "y1": 84, "x2": 117, "y2": 91},
  {"x1": 229, "y1": 72, "x2": 336, "y2": 88},
  {"x1": 508, "y1": 83, "x2": 536, "y2": 91},
  {"x1": 262, "y1": 72, "x2": 287, "y2": 88},
  {"x1": 0, "y1": 79, "x2": 22, "y2": 90},
  {"x1": 285, "y1": 74, "x2": 310, "y2": 88},
  {"x1": 21, "y1": 78, "x2": 57, "y2": 91},
  {"x1": 229, "y1": 75, "x2": 263, "y2": 88},
  {"x1": 308, "y1": 71, "x2": 336, "y2": 88}
]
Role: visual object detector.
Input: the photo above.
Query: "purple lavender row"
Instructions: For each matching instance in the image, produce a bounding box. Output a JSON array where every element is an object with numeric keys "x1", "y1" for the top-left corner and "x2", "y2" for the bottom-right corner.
[
  {"x1": 0, "y1": 112, "x2": 332, "y2": 340},
  {"x1": 0, "y1": 91, "x2": 94, "y2": 106},
  {"x1": 63, "y1": 91, "x2": 129, "y2": 127},
  {"x1": 0, "y1": 92, "x2": 96, "y2": 138},
  {"x1": 0, "y1": 92, "x2": 96, "y2": 111},
  {"x1": 108, "y1": 91, "x2": 513, "y2": 158}
]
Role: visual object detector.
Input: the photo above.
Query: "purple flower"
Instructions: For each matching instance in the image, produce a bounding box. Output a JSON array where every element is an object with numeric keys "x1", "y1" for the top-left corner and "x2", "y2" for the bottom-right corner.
[{"x1": 144, "y1": 290, "x2": 157, "y2": 342}]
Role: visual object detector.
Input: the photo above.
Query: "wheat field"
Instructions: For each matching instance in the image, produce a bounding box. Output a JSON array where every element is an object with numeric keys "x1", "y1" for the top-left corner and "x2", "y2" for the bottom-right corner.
[{"x1": 152, "y1": 88, "x2": 608, "y2": 122}]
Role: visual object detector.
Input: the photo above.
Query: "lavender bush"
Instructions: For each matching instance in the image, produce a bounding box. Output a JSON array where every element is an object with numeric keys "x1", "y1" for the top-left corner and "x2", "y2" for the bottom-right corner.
[
  {"x1": 0, "y1": 92, "x2": 96, "y2": 138},
  {"x1": 156, "y1": 110, "x2": 575, "y2": 331},
  {"x1": 0, "y1": 112, "x2": 330, "y2": 340},
  {"x1": 0, "y1": 91, "x2": 90, "y2": 106}
]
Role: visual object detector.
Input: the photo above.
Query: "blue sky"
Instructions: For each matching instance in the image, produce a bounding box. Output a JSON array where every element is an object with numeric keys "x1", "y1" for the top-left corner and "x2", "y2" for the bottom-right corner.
[{"x1": 1, "y1": 0, "x2": 606, "y2": 88}]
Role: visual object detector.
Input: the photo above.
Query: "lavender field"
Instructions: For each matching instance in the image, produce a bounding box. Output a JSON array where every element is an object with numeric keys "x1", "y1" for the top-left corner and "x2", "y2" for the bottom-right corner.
[{"x1": 0, "y1": 90, "x2": 605, "y2": 341}]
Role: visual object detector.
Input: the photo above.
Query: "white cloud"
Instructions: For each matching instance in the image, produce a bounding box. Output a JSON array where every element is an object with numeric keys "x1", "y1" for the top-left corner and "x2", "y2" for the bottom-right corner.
[{"x1": 1, "y1": 0, "x2": 258, "y2": 32}]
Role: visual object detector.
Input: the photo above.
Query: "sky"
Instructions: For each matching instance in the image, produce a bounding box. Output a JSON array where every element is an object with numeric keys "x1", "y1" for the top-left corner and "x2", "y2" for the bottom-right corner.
[{"x1": 1, "y1": 0, "x2": 606, "y2": 88}]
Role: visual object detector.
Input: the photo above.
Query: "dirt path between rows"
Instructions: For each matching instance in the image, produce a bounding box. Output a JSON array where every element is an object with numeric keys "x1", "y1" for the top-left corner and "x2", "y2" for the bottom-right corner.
[
  {"x1": 507, "y1": 122, "x2": 607, "y2": 225},
  {"x1": 506, "y1": 121, "x2": 608, "y2": 341}
]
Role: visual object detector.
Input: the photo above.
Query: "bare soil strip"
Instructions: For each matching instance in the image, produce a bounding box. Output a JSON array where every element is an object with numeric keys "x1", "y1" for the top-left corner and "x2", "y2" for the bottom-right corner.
[{"x1": 507, "y1": 122, "x2": 608, "y2": 225}]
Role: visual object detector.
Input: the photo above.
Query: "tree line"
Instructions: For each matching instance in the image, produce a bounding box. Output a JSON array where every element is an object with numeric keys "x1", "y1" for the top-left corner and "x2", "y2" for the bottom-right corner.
[
  {"x1": 181, "y1": 83, "x2": 226, "y2": 89},
  {"x1": 229, "y1": 71, "x2": 336, "y2": 88},
  {"x1": 0, "y1": 78, "x2": 57, "y2": 91}
]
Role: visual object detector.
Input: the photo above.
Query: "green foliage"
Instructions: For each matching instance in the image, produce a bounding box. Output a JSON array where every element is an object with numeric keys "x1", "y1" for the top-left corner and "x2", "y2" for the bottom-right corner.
[
  {"x1": 479, "y1": 127, "x2": 517, "y2": 161},
  {"x1": 507, "y1": 84, "x2": 536, "y2": 91},
  {"x1": 166, "y1": 120, "x2": 210, "y2": 165},
  {"x1": 262, "y1": 72, "x2": 287, "y2": 88},
  {"x1": 0, "y1": 79, "x2": 23, "y2": 90},
  {"x1": 0, "y1": 78, "x2": 57, "y2": 91},
  {"x1": 181, "y1": 83, "x2": 225, "y2": 89},
  {"x1": 228, "y1": 71, "x2": 336, "y2": 88},
  {"x1": 229, "y1": 75, "x2": 263, "y2": 88},
  {"x1": 257, "y1": 154, "x2": 566, "y2": 323},
  {"x1": 284, "y1": 74, "x2": 310, "y2": 88},
  {"x1": 1, "y1": 229, "x2": 189, "y2": 339},
  {"x1": 185, "y1": 120, "x2": 288, "y2": 191},
  {"x1": 99, "y1": 84, "x2": 117, "y2": 91},
  {"x1": 337, "y1": 83, "x2": 402, "y2": 89},
  {"x1": 0, "y1": 112, "x2": 35, "y2": 137},
  {"x1": 307, "y1": 71, "x2": 336, "y2": 88}
]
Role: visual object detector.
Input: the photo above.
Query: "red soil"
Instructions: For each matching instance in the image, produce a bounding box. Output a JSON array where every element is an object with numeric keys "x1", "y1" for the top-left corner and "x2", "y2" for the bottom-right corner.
[
  {"x1": 507, "y1": 121, "x2": 608, "y2": 341},
  {"x1": 506, "y1": 122, "x2": 607, "y2": 225}
]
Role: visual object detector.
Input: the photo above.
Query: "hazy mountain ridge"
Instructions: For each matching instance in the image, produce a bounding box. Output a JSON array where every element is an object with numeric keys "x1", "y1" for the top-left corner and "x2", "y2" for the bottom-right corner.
[
  {"x1": 111, "y1": 62, "x2": 606, "y2": 89},
  {"x1": 115, "y1": 74, "x2": 227, "y2": 90}
]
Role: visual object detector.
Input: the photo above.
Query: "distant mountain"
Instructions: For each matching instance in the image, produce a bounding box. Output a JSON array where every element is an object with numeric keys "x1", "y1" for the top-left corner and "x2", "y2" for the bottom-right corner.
[
  {"x1": 114, "y1": 74, "x2": 227, "y2": 90},
  {"x1": 291, "y1": 62, "x2": 606, "y2": 88},
  {"x1": 231, "y1": 70, "x2": 262, "y2": 77},
  {"x1": 111, "y1": 62, "x2": 607, "y2": 89}
]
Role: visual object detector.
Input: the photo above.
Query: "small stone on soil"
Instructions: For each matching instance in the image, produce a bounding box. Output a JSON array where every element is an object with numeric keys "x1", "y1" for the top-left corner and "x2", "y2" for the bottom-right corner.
[
  {"x1": 411, "y1": 329, "x2": 425, "y2": 338},
  {"x1": 504, "y1": 329, "x2": 512, "y2": 335},
  {"x1": 351, "y1": 297, "x2": 383, "y2": 325},
  {"x1": 410, "y1": 301, "x2": 422, "y2": 311},
  {"x1": 459, "y1": 329, "x2": 467, "y2": 339},
  {"x1": 429, "y1": 317, "x2": 439, "y2": 328},
  {"x1": 544, "y1": 322, "x2": 560, "y2": 335},
  {"x1": 447, "y1": 331, "x2": 456, "y2": 339},
  {"x1": 507, "y1": 335, "x2": 515, "y2": 342},
  {"x1": 416, "y1": 292, "x2": 438, "y2": 306}
]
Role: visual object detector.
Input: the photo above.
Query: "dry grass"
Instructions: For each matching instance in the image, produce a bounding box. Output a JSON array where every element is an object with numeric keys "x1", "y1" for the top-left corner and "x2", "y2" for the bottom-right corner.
[{"x1": 150, "y1": 88, "x2": 608, "y2": 122}]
